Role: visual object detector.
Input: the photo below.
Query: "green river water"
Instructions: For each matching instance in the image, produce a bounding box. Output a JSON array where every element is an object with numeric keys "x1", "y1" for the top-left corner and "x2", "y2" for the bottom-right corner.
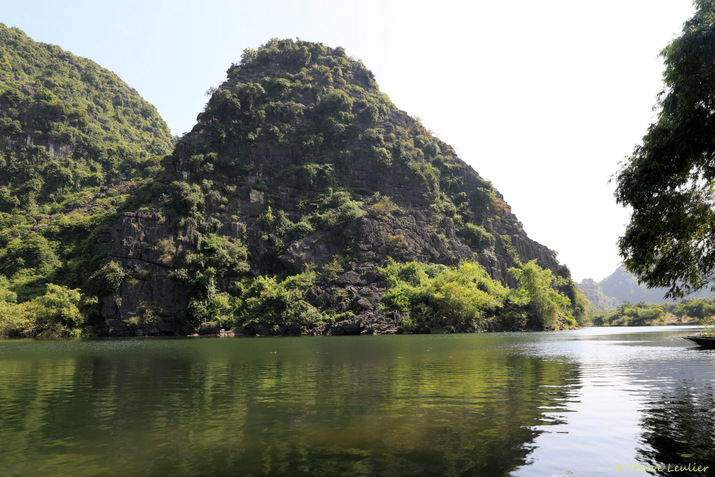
[{"x1": 1, "y1": 327, "x2": 713, "y2": 476}]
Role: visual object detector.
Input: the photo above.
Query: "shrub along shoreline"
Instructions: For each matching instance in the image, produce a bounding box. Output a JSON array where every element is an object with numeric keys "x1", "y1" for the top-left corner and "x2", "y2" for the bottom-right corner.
[{"x1": 0, "y1": 257, "x2": 588, "y2": 338}]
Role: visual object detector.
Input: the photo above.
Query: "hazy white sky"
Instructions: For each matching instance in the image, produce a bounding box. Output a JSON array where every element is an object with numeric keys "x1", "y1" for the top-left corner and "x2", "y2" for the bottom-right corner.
[{"x1": 2, "y1": 0, "x2": 697, "y2": 282}]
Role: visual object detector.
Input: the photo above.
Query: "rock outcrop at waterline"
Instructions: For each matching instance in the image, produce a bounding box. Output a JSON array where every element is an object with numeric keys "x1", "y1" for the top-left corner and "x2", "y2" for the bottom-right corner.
[{"x1": 97, "y1": 38, "x2": 572, "y2": 336}]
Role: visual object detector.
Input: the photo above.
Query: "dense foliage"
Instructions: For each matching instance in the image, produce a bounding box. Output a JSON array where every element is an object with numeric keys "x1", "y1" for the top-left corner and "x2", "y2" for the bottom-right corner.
[
  {"x1": 0, "y1": 23, "x2": 174, "y2": 212},
  {"x1": 592, "y1": 297, "x2": 715, "y2": 326},
  {"x1": 615, "y1": 0, "x2": 715, "y2": 298},
  {"x1": 143, "y1": 257, "x2": 584, "y2": 335},
  {"x1": 173, "y1": 267, "x2": 358, "y2": 335},
  {"x1": 0, "y1": 278, "x2": 95, "y2": 337},
  {"x1": 379, "y1": 259, "x2": 586, "y2": 331},
  {"x1": 0, "y1": 24, "x2": 174, "y2": 337}
]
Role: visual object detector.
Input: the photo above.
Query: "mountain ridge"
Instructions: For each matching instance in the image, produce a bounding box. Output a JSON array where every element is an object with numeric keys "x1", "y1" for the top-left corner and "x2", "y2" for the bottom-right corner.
[{"x1": 579, "y1": 265, "x2": 713, "y2": 310}]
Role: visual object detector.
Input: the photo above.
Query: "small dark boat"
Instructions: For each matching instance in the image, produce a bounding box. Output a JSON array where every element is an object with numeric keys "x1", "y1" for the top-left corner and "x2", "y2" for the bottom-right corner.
[{"x1": 684, "y1": 336, "x2": 715, "y2": 348}]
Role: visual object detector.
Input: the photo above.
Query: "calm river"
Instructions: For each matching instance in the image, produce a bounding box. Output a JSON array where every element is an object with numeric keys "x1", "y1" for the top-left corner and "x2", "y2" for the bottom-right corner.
[{"x1": 1, "y1": 327, "x2": 713, "y2": 476}]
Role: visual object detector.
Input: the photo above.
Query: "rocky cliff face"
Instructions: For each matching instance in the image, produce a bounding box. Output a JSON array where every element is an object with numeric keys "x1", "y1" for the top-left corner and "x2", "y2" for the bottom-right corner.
[
  {"x1": 101, "y1": 210, "x2": 183, "y2": 336},
  {"x1": 98, "y1": 39, "x2": 567, "y2": 336}
]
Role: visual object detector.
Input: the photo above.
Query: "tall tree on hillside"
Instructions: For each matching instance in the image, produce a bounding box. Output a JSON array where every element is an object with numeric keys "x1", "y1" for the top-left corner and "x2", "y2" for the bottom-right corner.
[{"x1": 615, "y1": 0, "x2": 715, "y2": 297}]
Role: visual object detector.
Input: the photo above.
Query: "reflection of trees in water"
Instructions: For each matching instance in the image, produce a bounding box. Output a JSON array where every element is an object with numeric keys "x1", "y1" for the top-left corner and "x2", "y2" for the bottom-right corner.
[
  {"x1": 0, "y1": 337, "x2": 582, "y2": 476},
  {"x1": 638, "y1": 382, "x2": 715, "y2": 475},
  {"x1": 221, "y1": 346, "x2": 582, "y2": 476}
]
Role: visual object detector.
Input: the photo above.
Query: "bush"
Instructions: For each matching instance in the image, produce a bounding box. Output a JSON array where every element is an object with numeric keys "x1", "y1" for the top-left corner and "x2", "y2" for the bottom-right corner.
[
  {"x1": 460, "y1": 223, "x2": 495, "y2": 251},
  {"x1": 87, "y1": 260, "x2": 126, "y2": 297},
  {"x1": 235, "y1": 272, "x2": 325, "y2": 333},
  {"x1": 379, "y1": 260, "x2": 507, "y2": 331},
  {"x1": 289, "y1": 217, "x2": 315, "y2": 240},
  {"x1": 170, "y1": 181, "x2": 205, "y2": 217},
  {"x1": 0, "y1": 234, "x2": 61, "y2": 278},
  {"x1": 27, "y1": 284, "x2": 86, "y2": 337},
  {"x1": 0, "y1": 283, "x2": 90, "y2": 338},
  {"x1": 367, "y1": 194, "x2": 399, "y2": 215},
  {"x1": 508, "y1": 260, "x2": 574, "y2": 330},
  {"x1": 379, "y1": 259, "x2": 581, "y2": 332},
  {"x1": 191, "y1": 233, "x2": 249, "y2": 276},
  {"x1": 594, "y1": 302, "x2": 668, "y2": 327},
  {"x1": 311, "y1": 190, "x2": 365, "y2": 230}
]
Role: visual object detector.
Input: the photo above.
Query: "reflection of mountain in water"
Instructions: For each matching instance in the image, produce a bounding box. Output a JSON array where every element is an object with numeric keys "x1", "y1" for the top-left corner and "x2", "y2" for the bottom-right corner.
[{"x1": 0, "y1": 336, "x2": 580, "y2": 476}]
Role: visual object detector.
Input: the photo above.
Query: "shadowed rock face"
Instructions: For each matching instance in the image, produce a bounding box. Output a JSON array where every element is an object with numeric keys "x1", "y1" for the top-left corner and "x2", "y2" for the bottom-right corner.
[
  {"x1": 101, "y1": 211, "x2": 182, "y2": 336},
  {"x1": 99, "y1": 39, "x2": 561, "y2": 336}
]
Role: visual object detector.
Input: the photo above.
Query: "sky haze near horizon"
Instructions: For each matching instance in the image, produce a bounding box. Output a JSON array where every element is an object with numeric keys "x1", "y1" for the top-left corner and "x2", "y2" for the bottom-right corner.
[{"x1": 2, "y1": 0, "x2": 698, "y2": 282}]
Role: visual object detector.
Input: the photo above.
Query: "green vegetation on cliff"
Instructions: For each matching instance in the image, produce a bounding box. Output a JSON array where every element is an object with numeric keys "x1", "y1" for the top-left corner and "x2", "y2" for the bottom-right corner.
[
  {"x1": 0, "y1": 23, "x2": 174, "y2": 212},
  {"x1": 0, "y1": 24, "x2": 175, "y2": 337},
  {"x1": 166, "y1": 38, "x2": 513, "y2": 249},
  {"x1": 0, "y1": 34, "x2": 588, "y2": 337},
  {"x1": 103, "y1": 37, "x2": 586, "y2": 336}
]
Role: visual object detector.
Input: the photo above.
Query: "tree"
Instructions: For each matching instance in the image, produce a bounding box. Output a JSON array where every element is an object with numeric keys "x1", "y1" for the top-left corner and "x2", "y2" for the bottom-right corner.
[
  {"x1": 508, "y1": 260, "x2": 572, "y2": 330},
  {"x1": 615, "y1": 0, "x2": 715, "y2": 298}
]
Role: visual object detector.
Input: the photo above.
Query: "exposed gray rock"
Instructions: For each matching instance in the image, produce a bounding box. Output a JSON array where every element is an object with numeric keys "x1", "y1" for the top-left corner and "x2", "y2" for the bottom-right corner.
[{"x1": 97, "y1": 43, "x2": 563, "y2": 337}]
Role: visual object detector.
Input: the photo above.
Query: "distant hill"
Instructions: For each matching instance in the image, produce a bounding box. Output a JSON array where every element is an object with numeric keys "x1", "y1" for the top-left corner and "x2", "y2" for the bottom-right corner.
[
  {"x1": 579, "y1": 266, "x2": 713, "y2": 310},
  {"x1": 578, "y1": 278, "x2": 618, "y2": 311}
]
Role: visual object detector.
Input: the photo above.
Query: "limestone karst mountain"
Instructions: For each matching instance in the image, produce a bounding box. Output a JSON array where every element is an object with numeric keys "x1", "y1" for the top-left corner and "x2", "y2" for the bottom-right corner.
[
  {"x1": 99, "y1": 39, "x2": 585, "y2": 335},
  {"x1": 0, "y1": 23, "x2": 174, "y2": 212},
  {"x1": 0, "y1": 32, "x2": 586, "y2": 337}
]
